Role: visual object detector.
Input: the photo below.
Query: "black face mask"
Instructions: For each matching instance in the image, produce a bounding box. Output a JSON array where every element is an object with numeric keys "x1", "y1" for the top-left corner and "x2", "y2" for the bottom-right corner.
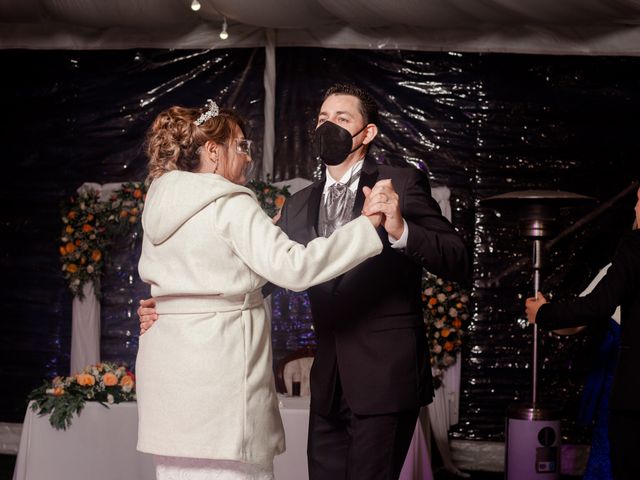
[{"x1": 312, "y1": 121, "x2": 367, "y2": 166}]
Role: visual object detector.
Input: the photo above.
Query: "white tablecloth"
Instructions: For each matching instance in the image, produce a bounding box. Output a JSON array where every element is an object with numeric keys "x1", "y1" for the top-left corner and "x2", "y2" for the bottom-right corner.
[{"x1": 14, "y1": 398, "x2": 432, "y2": 480}]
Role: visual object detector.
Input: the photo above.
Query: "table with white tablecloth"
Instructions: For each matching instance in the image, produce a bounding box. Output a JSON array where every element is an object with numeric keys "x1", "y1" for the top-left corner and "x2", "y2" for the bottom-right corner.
[{"x1": 14, "y1": 397, "x2": 432, "y2": 480}]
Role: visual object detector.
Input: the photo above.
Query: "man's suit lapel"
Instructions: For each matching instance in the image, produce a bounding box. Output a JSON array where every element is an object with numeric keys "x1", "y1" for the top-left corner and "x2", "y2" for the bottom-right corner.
[
  {"x1": 352, "y1": 160, "x2": 379, "y2": 218},
  {"x1": 306, "y1": 180, "x2": 324, "y2": 240}
]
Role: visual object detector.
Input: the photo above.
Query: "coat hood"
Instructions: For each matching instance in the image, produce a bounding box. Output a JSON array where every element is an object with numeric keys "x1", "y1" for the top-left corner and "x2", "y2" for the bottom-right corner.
[{"x1": 142, "y1": 170, "x2": 255, "y2": 245}]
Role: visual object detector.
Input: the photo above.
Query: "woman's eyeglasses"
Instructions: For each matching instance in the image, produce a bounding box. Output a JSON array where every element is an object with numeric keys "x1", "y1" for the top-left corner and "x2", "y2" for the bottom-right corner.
[{"x1": 235, "y1": 139, "x2": 253, "y2": 157}]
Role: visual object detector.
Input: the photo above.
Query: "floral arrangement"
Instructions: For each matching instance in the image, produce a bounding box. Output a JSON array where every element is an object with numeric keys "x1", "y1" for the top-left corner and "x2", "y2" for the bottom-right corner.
[
  {"x1": 247, "y1": 177, "x2": 290, "y2": 218},
  {"x1": 106, "y1": 182, "x2": 146, "y2": 236},
  {"x1": 59, "y1": 182, "x2": 147, "y2": 299},
  {"x1": 28, "y1": 362, "x2": 136, "y2": 430},
  {"x1": 59, "y1": 189, "x2": 110, "y2": 299},
  {"x1": 422, "y1": 273, "x2": 470, "y2": 388}
]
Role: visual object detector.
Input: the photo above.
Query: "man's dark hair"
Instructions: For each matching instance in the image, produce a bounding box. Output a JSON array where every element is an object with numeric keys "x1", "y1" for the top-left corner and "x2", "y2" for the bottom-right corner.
[{"x1": 323, "y1": 83, "x2": 379, "y2": 125}]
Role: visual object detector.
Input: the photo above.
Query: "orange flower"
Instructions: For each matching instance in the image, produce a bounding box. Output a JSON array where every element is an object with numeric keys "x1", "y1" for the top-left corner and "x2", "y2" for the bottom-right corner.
[
  {"x1": 53, "y1": 387, "x2": 65, "y2": 396},
  {"x1": 428, "y1": 297, "x2": 438, "y2": 306},
  {"x1": 91, "y1": 249, "x2": 102, "y2": 262},
  {"x1": 444, "y1": 341, "x2": 454, "y2": 352},
  {"x1": 86, "y1": 214, "x2": 94, "y2": 221},
  {"x1": 80, "y1": 256, "x2": 86, "y2": 265},
  {"x1": 133, "y1": 189, "x2": 143, "y2": 199},
  {"x1": 128, "y1": 216, "x2": 138, "y2": 224},
  {"x1": 103, "y1": 372, "x2": 118, "y2": 386},
  {"x1": 130, "y1": 207, "x2": 139, "y2": 216},
  {"x1": 441, "y1": 328, "x2": 450, "y2": 338},
  {"x1": 67, "y1": 211, "x2": 77, "y2": 220},
  {"x1": 119, "y1": 210, "x2": 128, "y2": 218},
  {"x1": 76, "y1": 373, "x2": 95, "y2": 386},
  {"x1": 66, "y1": 263, "x2": 78, "y2": 273},
  {"x1": 452, "y1": 318, "x2": 462, "y2": 329},
  {"x1": 75, "y1": 239, "x2": 81, "y2": 246},
  {"x1": 65, "y1": 241, "x2": 76, "y2": 253},
  {"x1": 65, "y1": 225, "x2": 74, "y2": 234},
  {"x1": 82, "y1": 224, "x2": 93, "y2": 233},
  {"x1": 120, "y1": 375, "x2": 134, "y2": 388},
  {"x1": 275, "y1": 195, "x2": 286, "y2": 208},
  {"x1": 59, "y1": 246, "x2": 67, "y2": 256}
]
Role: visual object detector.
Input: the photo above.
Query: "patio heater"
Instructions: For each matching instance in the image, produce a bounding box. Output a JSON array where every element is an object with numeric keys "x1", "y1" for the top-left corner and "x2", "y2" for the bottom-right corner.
[{"x1": 480, "y1": 190, "x2": 593, "y2": 480}]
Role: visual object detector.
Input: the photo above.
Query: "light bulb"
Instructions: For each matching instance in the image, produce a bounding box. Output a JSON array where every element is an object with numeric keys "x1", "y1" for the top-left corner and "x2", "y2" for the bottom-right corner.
[
  {"x1": 219, "y1": 18, "x2": 228, "y2": 40},
  {"x1": 190, "y1": 0, "x2": 201, "y2": 11}
]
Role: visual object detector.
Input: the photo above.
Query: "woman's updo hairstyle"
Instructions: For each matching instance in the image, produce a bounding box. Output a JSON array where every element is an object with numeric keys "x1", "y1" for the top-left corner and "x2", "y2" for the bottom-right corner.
[{"x1": 146, "y1": 103, "x2": 245, "y2": 180}]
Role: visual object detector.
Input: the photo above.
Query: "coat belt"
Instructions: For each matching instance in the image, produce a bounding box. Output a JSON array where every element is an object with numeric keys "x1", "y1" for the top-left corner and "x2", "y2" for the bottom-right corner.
[{"x1": 155, "y1": 290, "x2": 264, "y2": 314}]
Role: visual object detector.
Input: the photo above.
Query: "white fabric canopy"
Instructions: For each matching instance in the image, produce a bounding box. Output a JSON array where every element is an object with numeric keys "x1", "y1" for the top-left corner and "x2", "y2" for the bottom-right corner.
[{"x1": 2, "y1": 0, "x2": 640, "y2": 55}]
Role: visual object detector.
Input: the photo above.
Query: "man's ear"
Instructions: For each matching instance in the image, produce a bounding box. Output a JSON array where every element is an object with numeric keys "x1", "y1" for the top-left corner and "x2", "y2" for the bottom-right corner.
[{"x1": 362, "y1": 124, "x2": 379, "y2": 145}]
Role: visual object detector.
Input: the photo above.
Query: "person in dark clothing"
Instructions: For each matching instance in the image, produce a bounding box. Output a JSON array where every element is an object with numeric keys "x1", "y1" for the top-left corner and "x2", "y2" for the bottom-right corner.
[{"x1": 526, "y1": 186, "x2": 640, "y2": 480}]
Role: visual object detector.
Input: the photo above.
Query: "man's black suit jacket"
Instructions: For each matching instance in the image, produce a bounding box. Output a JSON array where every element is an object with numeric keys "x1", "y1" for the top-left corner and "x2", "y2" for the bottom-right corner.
[
  {"x1": 537, "y1": 230, "x2": 640, "y2": 413},
  {"x1": 276, "y1": 160, "x2": 470, "y2": 416}
]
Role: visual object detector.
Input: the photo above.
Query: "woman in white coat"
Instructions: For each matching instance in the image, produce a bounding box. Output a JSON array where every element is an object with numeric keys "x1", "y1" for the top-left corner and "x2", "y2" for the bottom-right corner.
[{"x1": 135, "y1": 101, "x2": 384, "y2": 480}]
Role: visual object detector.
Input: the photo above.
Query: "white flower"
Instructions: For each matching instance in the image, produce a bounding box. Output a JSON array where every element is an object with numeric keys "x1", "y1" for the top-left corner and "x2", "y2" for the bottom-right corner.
[
  {"x1": 434, "y1": 331, "x2": 440, "y2": 338},
  {"x1": 62, "y1": 264, "x2": 67, "y2": 271},
  {"x1": 460, "y1": 294, "x2": 469, "y2": 303},
  {"x1": 436, "y1": 278, "x2": 444, "y2": 286},
  {"x1": 86, "y1": 265, "x2": 94, "y2": 274},
  {"x1": 424, "y1": 288, "x2": 433, "y2": 296},
  {"x1": 449, "y1": 307, "x2": 458, "y2": 317},
  {"x1": 61, "y1": 236, "x2": 68, "y2": 242},
  {"x1": 437, "y1": 293, "x2": 447, "y2": 303},
  {"x1": 121, "y1": 383, "x2": 133, "y2": 393},
  {"x1": 437, "y1": 306, "x2": 444, "y2": 314},
  {"x1": 71, "y1": 279, "x2": 80, "y2": 286},
  {"x1": 80, "y1": 202, "x2": 86, "y2": 210},
  {"x1": 62, "y1": 217, "x2": 68, "y2": 224},
  {"x1": 433, "y1": 344, "x2": 442, "y2": 354},
  {"x1": 107, "y1": 394, "x2": 114, "y2": 404}
]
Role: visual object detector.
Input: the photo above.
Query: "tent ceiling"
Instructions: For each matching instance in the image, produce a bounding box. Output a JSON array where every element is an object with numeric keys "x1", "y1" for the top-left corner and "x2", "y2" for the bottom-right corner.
[{"x1": 2, "y1": 0, "x2": 640, "y2": 54}]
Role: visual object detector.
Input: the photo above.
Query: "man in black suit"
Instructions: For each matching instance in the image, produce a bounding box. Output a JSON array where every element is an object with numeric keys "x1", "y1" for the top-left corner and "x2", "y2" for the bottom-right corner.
[
  {"x1": 139, "y1": 83, "x2": 470, "y2": 479},
  {"x1": 275, "y1": 83, "x2": 469, "y2": 479}
]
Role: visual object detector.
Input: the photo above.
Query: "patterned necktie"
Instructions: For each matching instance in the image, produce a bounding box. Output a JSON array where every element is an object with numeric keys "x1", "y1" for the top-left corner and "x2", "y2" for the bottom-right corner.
[{"x1": 319, "y1": 170, "x2": 361, "y2": 237}]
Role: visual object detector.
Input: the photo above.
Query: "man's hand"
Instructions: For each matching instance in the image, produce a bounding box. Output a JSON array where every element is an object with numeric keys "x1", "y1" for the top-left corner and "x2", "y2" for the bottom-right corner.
[
  {"x1": 362, "y1": 187, "x2": 383, "y2": 228},
  {"x1": 525, "y1": 292, "x2": 548, "y2": 324},
  {"x1": 137, "y1": 298, "x2": 158, "y2": 335},
  {"x1": 362, "y1": 179, "x2": 404, "y2": 239}
]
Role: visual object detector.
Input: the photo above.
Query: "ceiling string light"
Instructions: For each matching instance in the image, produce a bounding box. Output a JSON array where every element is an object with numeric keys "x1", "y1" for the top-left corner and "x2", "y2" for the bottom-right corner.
[
  {"x1": 190, "y1": 0, "x2": 201, "y2": 12},
  {"x1": 219, "y1": 17, "x2": 229, "y2": 40}
]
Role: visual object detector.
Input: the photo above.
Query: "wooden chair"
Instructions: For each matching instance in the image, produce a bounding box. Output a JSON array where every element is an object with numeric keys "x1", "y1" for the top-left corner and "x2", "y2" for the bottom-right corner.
[{"x1": 274, "y1": 347, "x2": 315, "y2": 396}]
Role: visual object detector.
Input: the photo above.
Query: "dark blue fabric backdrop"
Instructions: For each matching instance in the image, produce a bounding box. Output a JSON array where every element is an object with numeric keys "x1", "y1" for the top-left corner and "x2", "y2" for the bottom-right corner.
[{"x1": 1, "y1": 48, "x2": 639, "y2": 446}]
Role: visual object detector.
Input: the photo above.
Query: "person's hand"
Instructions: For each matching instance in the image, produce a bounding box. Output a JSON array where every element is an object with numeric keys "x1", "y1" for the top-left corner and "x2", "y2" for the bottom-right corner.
[
  {"x1": 272, "y1": 211, "x2": 282, "y2": 224},
  {"x1": 362, "y1": 187, "x2": 383, "y2": 228},
  {"x1": 362, "y1": 179, "x2": 403, "y2": 238},
  {"x1": 137, "y1": 298, "x2": 158, "y2": 335},
  {"x1": 525, "y1": 292, "x2": 548, "y2": 324}
]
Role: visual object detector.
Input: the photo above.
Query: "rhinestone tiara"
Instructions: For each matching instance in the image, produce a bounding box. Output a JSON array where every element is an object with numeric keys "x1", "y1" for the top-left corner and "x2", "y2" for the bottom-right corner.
[{"x1": 193, "y1": 99, "x2": 220, "y2": 126}]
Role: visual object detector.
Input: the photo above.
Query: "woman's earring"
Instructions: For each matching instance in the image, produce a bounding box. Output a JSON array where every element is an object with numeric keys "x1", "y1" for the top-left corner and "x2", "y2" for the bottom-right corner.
[{"x1": 211, "y1": 155, "x2": 218, "y2": 174}]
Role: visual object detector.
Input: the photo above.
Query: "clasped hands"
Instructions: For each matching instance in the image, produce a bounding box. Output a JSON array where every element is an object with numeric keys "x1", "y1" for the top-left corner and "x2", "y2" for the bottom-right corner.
[{"x1": 362, "y1": 179, "x2": 405, "y2": 240}]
